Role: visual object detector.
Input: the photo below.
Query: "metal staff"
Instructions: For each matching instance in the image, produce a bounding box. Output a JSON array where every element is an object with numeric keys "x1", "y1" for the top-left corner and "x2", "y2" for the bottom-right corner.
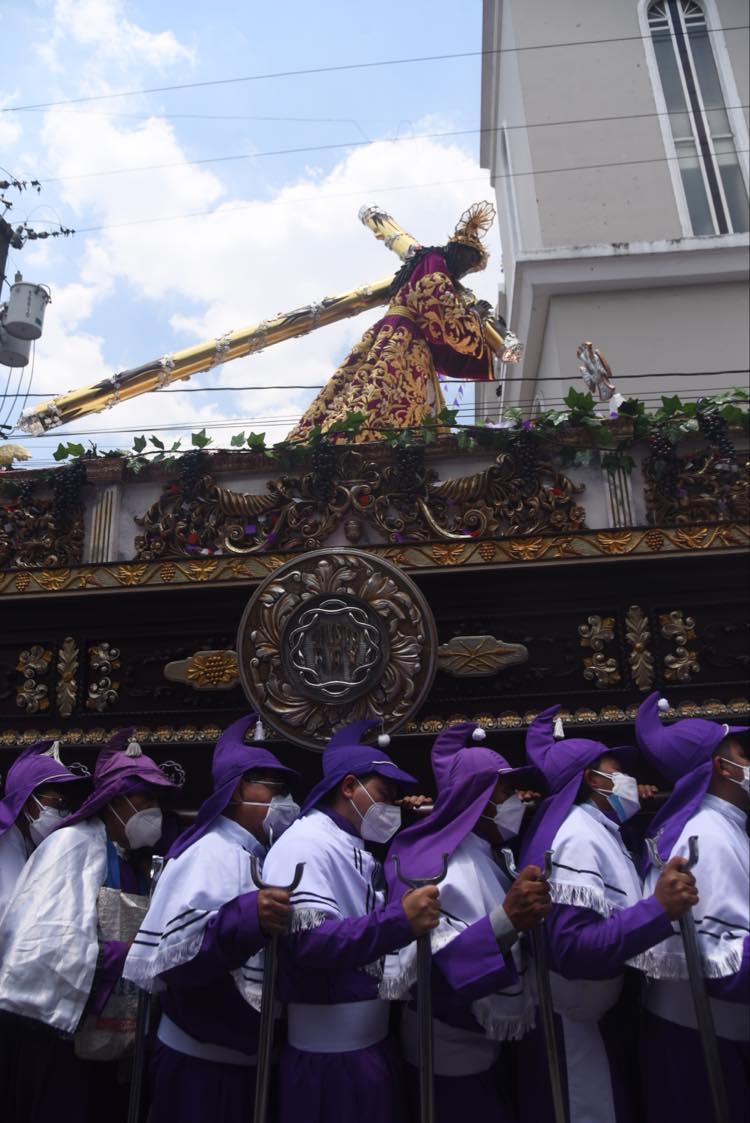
[
  {"x1": 646, "y1": 836, "x2": 730, "y2": 1123},
  {"x1": 501, "y1": 848, "x2": 565, "y2": 1123},
  {"x1": 250, "y1": 856, "x2": 305, "y2": 1123},
  {"x1": 126, "y1": 854, "x2": 165, "y2": 1123},
  {"x1": 392, "y1": 852, "x2": 449, "y2": 1123}
]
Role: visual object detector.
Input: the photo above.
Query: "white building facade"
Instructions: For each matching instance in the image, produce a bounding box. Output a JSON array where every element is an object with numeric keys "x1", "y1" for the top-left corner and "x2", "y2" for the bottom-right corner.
[{"x1": 478, "y1": 0, "x2": 749, "y2": 417}]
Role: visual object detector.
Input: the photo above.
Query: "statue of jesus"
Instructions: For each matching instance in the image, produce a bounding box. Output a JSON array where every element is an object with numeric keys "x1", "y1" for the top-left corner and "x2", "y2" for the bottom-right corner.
[{"x1": 287, "y1": 202, "x2": 497, "y2": 443}]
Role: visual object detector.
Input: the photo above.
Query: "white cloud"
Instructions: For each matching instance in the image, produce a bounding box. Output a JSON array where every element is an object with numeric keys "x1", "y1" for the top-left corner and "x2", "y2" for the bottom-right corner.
[{"x1": 37, "y1": 0, "x2": 194, "y2": 75}]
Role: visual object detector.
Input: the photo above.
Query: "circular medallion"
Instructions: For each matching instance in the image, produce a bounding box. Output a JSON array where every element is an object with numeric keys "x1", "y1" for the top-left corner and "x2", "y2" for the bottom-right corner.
[{"x1": 236, "y1": 549, "x2": 437, "y2": 749}]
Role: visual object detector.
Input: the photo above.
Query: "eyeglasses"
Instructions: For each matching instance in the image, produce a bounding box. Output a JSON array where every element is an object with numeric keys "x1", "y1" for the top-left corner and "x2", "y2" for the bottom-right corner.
[{"x1": 36, "y1": 794, "x2": 70, "y2": 811}]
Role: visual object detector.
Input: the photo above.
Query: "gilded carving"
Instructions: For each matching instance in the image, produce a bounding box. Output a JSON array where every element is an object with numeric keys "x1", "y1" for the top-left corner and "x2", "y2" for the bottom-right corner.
[
  {"x1": 1, "y1": 522, "x2": 748, "y2": 599},
  {"x1": 56, "y1": 637, "x2": 79, "y2": 718},
  {"x1": 578, "y1": 615, "x2": 621, "y2": 689},
  {"x1": 644, "y1": 449, "x2": 749, "y2": 526},
  {"x1": 164, "y1": 650, "x2": 240, "y2": 691},
  {"x1": 236, "y1": 549, "x2": 438, "y2": 749},
  {"x1": 436, "y1": 635, "x2": 528, "y2": 677},
  {"x1": 86, "y1": 642, "x2": 121, "y2": 712},
  {"x1": 660, "y1": 610, "x2": 701, "y2": 683},
  {"x1": 0, "y1": 500, "x2": 83, "y2": 570},
  {"x1": 1, "y1": 696, "x2": 748, "y2": 750},
  {"x1": 134, "y1": 447, "x2": 586, "y2": 560},
  {"x1": 16, "y1": 645, "x2": 52, "y2": 713},
  {"x1": 624, "y1": 605, "x2": 655, "y2": 692}
]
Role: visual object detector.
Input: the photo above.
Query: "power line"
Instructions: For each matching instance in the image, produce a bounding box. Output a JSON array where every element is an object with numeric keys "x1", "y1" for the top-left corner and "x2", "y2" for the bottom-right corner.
[
  {"x1": 5, "y1": 367, "x2": 748, "y2": 402},
  {"x1": 71, "y1": 174, "x2": 490, "y2": 233},
  {"x1": 16, "y1": 390, "x2": 744, "y2": 442},
  {"x1": 3, "y1": 26, "x2": 746, "y2": 114},
  {"x1": 38, "y1": 122, "x2": 750, "y2": 183}
]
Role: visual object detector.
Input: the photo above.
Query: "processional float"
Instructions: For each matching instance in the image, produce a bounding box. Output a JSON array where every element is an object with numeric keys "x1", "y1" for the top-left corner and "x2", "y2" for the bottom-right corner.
[{"x1": 18, "y1": 204, "x2": 521, "y2": 435}]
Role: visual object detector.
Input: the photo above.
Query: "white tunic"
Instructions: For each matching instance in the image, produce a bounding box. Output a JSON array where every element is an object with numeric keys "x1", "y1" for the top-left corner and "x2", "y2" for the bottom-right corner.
[
  {"x1": 640, "y1": 793, "x2": 750, "y2": 1042},
  {"x1": 0, "y1": 824, "x2": 32, "y2": 922}
]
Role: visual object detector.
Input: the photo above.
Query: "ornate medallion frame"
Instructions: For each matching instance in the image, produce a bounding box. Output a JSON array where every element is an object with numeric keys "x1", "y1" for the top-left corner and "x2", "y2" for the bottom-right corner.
[{"x1": 236, "y1": 548, "x2": 438, "y2": 749}]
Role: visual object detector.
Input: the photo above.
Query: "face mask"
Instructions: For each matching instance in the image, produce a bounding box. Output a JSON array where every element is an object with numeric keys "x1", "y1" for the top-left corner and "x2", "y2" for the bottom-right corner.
[
  {"x1": 482, "y1": 792, "x2": 526, "y2": 840},
  {"x1": 112, "y1": 798, "x2": 163, "y2": 849},
  {"x1": 234, "y1": 794, "x2": 300, "y2": 842},
  {"x1": 26, "y1": 796, "x2": 69, "y2": 846},
  {"x1": 591, "y1": 770, "x2": 640, "y2": 823},
  {"x1": 720, "y1": 758, "x2": 750, "y2": 795},
  {"x1": 350, "y1": 780, "x2": 402, "y2": 843}
]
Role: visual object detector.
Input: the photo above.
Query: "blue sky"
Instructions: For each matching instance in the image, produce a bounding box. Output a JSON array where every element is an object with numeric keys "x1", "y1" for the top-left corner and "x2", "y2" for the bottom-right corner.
[{"x1": 1, "y1": 0, "x2": 501, "y2": 463}]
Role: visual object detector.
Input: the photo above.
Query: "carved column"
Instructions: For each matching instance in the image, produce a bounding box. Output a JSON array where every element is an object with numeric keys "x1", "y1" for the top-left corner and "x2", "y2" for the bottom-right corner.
[{"x1": 83, "y1": 484, "x2": 122, "y2": 564}]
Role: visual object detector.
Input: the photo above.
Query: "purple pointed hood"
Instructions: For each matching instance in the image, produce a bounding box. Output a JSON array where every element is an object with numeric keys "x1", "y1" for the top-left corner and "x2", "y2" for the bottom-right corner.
[
  {"x1": 520, "y1": 705, "x2": 638, "y2": 870},
  {"x1": 169, "y1": 713, "x2": 300, "y2": 859},
  {"x1": 636, "y1": 692, "x2": 749, "y2": 869},
  {"x1": 62, "y1": 728, "x2": 177, "y2": 829},
  {"x1": 387, "y1": 722, "x2": 538, "y2": 888},
  {"x1": 300, "y1": 720, "x2": 417, "y2": 816},
  {"x1": 0, "y1": 740, "x2": 81, "y2": 838}
]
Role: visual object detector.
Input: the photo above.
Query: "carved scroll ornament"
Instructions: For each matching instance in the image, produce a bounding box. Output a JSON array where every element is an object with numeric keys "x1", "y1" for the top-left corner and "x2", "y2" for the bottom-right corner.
[{"x1": 134, "y1": 448, "x2": 586, "y2": 560}]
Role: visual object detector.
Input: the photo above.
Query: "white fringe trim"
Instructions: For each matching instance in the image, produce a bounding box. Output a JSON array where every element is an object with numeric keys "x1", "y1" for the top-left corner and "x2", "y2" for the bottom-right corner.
[
  {"x1": 232, "y1": 972, "x2": 265, "y2": 1014},
  {"x1": 124, "y1": 929, "x2": 205, "y2": 992},
  {"x1": 290, "y1": 908, "x2": 328, "y2": 932},
  {"x1": 550, "y1": 882, "x2": 617, "y2": 919},
  {"x1": 632, "y1": 940, "x2": 744, "y2": 981},
  {"x1": 377, "y1": 927, "x2": 459, "y2": 1000},
  {"x1": 471, "y1": 993, "x2": 536, "y2": 1042}
]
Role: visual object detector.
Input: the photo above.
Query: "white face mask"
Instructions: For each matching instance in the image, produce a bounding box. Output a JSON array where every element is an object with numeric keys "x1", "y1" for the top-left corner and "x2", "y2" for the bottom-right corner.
[
  {"x1": 112, "y1": 798, "x2": 163, "y2": 849},
  {"x1": 482, "y1": 792, "x2": 526, "y2": 840},
  {"x1": 591, "y1": 769, "x2": 640, "y2": 823},
  {"x1": 26, "y1": 796, "x2": 69, "y2": 846},
  {"x1": 720, "y1": 758, "x2": 750, "y2": 795},
  {"x1": 234, "y1": 793, "x2": 300, "y2": 842},
  {"x1": 350, "y1": 780, "x2": 402, "y2": 843}
]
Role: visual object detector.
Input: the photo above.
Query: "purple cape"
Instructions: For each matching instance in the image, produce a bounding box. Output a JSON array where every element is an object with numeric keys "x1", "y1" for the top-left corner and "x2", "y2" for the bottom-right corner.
[
  {"x1": 168, "y1": 713, "x2": 300, "y2": 859},
  {"x1": 519, "y1": 705, "x2": 638, "y2": 869},
  {"x1": 387, "y1": 721, "x2": 537, "y2": 886},
  {"x1": 0, "y1": 740, "x2": 80, "y2": 837},
  {"x1": 61, "y1": 727, "x2": 177, "y2": 829},
  {"x1": 299, "y1": 720, "x2": 417, "y2": 816},
  {"x1": 635, "y1": 691, "x2": 749, "y2": 868}
]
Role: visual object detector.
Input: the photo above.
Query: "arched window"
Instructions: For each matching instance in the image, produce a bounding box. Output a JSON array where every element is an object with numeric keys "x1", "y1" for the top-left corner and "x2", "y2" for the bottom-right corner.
[{"x1": 647, "y1": 0, "x2": 748, "y2": 235}]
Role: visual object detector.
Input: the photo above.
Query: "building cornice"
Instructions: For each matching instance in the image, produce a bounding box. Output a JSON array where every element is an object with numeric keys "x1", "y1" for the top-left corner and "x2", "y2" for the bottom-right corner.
[{"x1": 0, "y1": 523, "x2": 746, "y2": 600}]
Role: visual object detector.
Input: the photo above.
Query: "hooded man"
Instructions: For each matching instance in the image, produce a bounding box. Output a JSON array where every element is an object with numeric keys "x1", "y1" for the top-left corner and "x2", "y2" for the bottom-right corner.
[
  {"x1": 385, "y1": 722, "x2": 551, "y2": 1121},
  {"x1": 0, "y1": 740, "x2": 82, "y2": 1118},
  {"x1": 634, "y1": 692, "x2": 750, "y2": 1122},
  {"x1": 0, "y1": 739, "x2": 80, "y2": 918},
  {"x1": 124, "y1": 714, "x2": 300, "y2": 1123},
  {"x1": 260, "y1": 719, "x2": 441, "y2": 1123},
  {"x1": 0, "y1": 728, "x2": 176, "y2": 1123},
  {"x1": 517, "y1": 705, "x2": 698, "y2": 1123}
]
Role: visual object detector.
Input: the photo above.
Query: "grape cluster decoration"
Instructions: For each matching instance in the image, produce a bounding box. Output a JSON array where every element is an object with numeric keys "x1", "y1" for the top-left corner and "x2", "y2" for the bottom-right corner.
[
  {"x1": 393, "y1": 444, "x2": 425, "y2": 494},
  {"x1": 698, "y1": 406, "x2": 736, "y2": 466},
  {"x1": 51, "y1": 460, "x2": 86, "y2": 526},
  {"x1": 177, "y1": 450, "x2": 207, "y2": 501},
  {"x1": 310, "y1": 441, "x2": 338, "y2": 503}
]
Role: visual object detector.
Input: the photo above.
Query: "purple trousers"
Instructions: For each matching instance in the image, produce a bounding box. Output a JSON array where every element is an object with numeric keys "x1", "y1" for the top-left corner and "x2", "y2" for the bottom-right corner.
[
  {"x1": 277, "y1": 1038, "x2": 406, "y2": 1123},
  {"x1": 640, "y1": 1010, "x2": 750, "y2": 1123},
  {"x1": 7, "y1": 1016, "x2": 128, "y2": 1123},
  {"x1": 148, "y1": 1040, "x2": 259, "y2": 1123},
  {"x1": 403, "y1": 1059, "x2": 518, "y2": 1122}
]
